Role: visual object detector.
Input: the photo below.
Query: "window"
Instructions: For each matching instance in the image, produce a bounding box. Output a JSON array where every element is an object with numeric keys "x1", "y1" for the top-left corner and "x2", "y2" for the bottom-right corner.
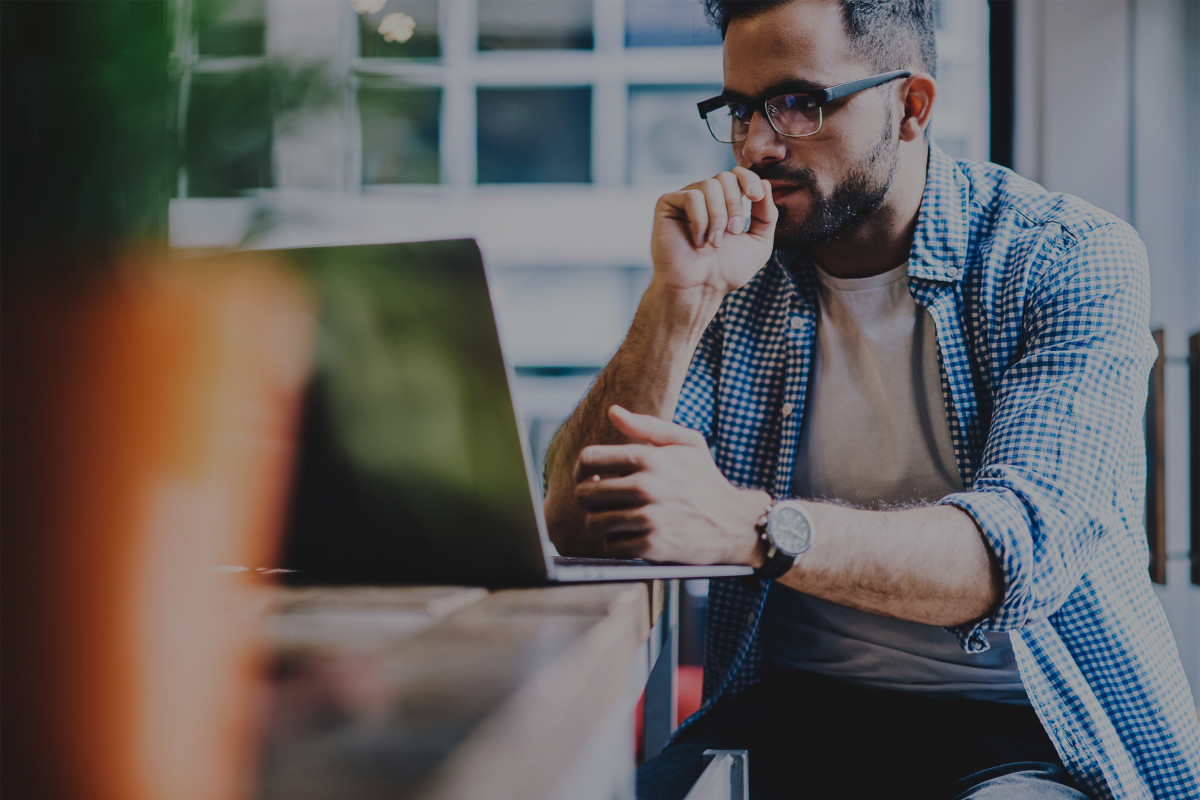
[
  {"x1": 175, "y1": 0, "x2": 988, "y2": 196},
  {"x1": 478, "y1": 0, "x2": 593, "y2": 51},
  {"x1": 357, "y1": 0, "x2": 440, "y2": 59},
  {"x1": 628, "y1": 85, "x2": 733, "y2": 184},
  {"x1": 178, "y1": 0, "x2": 273, "y2": 197},
  {"x1": 624, "y1": 0, "x2": 722, "y2": 48},
  {"x1": 195, "y1": 0, "x2": 264, "y2": 57},
  {"x1": 183, "y1": 69, "x2": 272, "y2": 197},
  {"x1": 477, "y1": 87, "x2": 592, "y2": 183},
  {"x1": 359, "y1": 86, "x2": 442, "y2": 185}
]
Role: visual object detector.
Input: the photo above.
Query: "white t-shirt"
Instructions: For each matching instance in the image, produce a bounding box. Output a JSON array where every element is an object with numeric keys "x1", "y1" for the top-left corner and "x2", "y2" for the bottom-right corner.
[{"x1": 761, "y1": 261, "x2": 1027, "y2": 703}]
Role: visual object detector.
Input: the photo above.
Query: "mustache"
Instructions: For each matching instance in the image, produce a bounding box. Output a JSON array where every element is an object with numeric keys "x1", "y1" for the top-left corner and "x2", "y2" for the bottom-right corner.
[{"x1": 751, "y1": 163, "x2": 819, "y2": 191}]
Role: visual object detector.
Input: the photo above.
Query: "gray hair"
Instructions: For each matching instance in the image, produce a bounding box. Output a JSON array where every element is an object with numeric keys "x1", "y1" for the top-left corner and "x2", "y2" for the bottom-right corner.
[{"x1": 701, "y1": 0, "x2": 938, "y2": 77}]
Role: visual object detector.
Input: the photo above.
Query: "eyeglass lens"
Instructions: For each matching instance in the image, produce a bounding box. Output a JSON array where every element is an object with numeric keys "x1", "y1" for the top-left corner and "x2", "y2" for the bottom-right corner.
[{"x1": 705, "y1": 93, "x2": 823, "y2": 143}]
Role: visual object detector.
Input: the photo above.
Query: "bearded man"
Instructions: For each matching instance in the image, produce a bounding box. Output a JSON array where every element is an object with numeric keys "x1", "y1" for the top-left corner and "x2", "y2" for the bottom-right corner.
[{"x1": 543, "y1": 0, "x2": 1200, "y2": 797}]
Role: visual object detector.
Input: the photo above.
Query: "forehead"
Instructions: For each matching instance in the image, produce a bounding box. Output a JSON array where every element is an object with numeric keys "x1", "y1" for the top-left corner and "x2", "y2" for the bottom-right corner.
[{"x1": 722, "y1": 0, "x2": 867, "y2": 95}]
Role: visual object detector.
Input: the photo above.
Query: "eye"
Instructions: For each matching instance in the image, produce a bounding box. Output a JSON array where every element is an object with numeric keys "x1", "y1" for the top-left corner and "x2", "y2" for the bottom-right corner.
[
  {"x1": 726, "y1": 101, "x2": 752, "y2": 123},
  {"x1": 780, "y1": 93, "x2": 818, "y2": 112}
]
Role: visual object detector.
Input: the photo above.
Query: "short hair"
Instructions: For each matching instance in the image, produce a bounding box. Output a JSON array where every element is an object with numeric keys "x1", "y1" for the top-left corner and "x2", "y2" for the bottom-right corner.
[{"x1": 701, "y1": 0, "x2": 938, "y2": 78}]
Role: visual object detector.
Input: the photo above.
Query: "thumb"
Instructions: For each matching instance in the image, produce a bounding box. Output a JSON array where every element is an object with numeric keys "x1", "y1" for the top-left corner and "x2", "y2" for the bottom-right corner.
[{"x1": 609, "y1": 405, "x2": 696, "y2": 447}]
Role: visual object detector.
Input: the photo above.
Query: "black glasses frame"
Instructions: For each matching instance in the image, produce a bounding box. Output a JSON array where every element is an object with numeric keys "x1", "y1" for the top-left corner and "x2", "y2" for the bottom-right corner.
[{"x1": 697, "y1": 69, "x2": 913, "y2": 142}]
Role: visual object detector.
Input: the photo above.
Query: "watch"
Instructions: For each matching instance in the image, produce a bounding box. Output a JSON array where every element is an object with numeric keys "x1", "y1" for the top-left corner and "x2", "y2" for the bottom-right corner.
[{"x1": 754, "y1": 498, "x2": 814, "y2": 580}]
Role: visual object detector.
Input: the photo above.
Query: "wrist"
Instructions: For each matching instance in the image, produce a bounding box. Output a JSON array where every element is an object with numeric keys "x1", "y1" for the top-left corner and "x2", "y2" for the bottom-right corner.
[
  {"x1": 753, "y1": 497, "x2": 816, "y2": 580},
  {"x1": 738, "y1": 489, "x2": 774, "y2": 568},
  {"x1": 641, "y1": 279, "x2": 724, "y2": 337}
]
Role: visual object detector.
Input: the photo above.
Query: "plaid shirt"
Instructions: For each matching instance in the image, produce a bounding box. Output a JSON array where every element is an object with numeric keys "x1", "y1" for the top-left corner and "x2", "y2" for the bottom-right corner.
[{"x1": 673, "y1": 144, "x2": 1200, "y2": 799}]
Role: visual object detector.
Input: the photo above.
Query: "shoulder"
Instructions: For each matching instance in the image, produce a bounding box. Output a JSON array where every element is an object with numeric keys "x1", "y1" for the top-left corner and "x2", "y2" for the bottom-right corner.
[
  {"x1": 922, "y1": 149, "x2": 1148, "y2": 299},
  {"x1": 953, "y1": 155, "x2": 1145, "y2": 272}
]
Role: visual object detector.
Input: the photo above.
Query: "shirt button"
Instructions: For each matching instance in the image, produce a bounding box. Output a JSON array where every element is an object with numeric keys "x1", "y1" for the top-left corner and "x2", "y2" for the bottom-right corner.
[
  {"x1": 789, "y1": 316, "x2": 803, "y2": 330},
  {"x1": 946, "y1": 266, "x2": 960, "y2": 278},
  {"x1": 781, "y1": 402, "x2": 795, "y2": 417}
]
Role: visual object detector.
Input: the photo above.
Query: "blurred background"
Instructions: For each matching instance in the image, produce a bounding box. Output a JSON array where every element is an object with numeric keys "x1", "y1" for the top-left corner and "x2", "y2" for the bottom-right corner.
[{"x1": 3, "y1": 0, "x2": 1198, "y2": 788}]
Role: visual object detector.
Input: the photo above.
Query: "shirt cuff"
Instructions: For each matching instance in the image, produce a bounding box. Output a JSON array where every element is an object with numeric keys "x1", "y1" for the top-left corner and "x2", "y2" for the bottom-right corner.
[{"x1": 938, "y1": 488, "x2": 1036, "y2": 652}]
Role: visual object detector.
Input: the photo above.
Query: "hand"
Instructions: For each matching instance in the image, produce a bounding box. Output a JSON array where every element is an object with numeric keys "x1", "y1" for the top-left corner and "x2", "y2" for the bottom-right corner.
[
  {"x1": 650, "y1": 167, "x2": 778, "y2": 300},
  {"x1": 573, "y1": 405, "x2": 768, "y2": 564}
]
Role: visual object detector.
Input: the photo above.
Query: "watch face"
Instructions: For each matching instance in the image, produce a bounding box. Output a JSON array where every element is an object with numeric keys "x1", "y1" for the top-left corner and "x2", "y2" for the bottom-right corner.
[{"x1": 769, "y1": 504, "x2": 812, "y2": 556}]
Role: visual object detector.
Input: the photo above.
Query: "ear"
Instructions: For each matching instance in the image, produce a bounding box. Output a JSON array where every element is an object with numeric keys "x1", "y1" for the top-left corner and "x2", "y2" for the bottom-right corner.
[{"x1": 898, "y1": 73, "x2": 936, "y2": 142}]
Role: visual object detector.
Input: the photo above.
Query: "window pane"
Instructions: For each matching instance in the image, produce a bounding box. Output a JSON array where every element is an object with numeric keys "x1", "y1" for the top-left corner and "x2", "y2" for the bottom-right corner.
[
  {"x1": 195, "y1": 0, "x2": 265, "y2": 57},
  {"x1": 628, "y1": 85, "x2": 733, "y2": 185},
  {"x1": 359, "y1": 86, "x2": 442, "y2": 185},
  {"x1": 478, "y1": 0, "x2": 593, "y2": 51},
  {"x1": 932, "y1": 0, "x2": 990, "y2": 161},
  {"x1": 358, "y1": 0, "x2": 440, "y2": 59},
  {"x1": 185, "y1": 71, "x2": 272, "y2": 197},
  {"x1": 477, "y1": 88, "x2": 591, "y2": 183},
  {"x1": 625, "y1": 0, "x2": 721, "y2": 47}
]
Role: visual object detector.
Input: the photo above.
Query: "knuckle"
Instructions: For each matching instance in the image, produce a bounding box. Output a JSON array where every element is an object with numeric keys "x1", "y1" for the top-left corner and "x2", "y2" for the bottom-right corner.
[
  {"x1": 638, "y1": 447, "x2": 662, "y2": 471},
  {"x1": 628, "y1": 477, "x2": 652, "y2": 505}
]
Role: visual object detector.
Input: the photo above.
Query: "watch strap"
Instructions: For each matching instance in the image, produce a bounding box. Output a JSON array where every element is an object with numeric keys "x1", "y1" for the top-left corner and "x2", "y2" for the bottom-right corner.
[{"x1": 754, "y1": 497, "x2": 797, "y2": 580}]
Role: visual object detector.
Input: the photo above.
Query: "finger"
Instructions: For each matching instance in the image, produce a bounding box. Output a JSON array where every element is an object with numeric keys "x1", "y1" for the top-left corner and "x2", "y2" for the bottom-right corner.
[
  {"x1": 694, "y1": 178, "x2": 729, "y2": 247},
  {"x1": 608, "y1": 405, "x2": 703, "y2": 447},
  {"x1": 665, "y1": 188, "x2": 711, "y2": 250},
  {"x1": 585, "y1": 508, "x2": 653, "y2": 539},
  {"x1": 747, "y1": 180, "x2": 778, "y2": 235},
  {"x1": 715, "y1": 171, "x2": 746, "y2": 235},
  {"x1": 600, "y1": 532, "x2": 652, "y2": 560},
  {"x1": 732, "y1": 166, "x2": 767, "y2": 203},
  {"x1": 575, "y1": 474, "x2": 650, "y2": 512},
  {"x1": 575, "y1": 442, "x2": 655, "y2": 482}
]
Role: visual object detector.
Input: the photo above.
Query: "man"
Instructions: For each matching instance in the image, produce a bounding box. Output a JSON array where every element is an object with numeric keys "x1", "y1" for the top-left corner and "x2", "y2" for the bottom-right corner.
[{"x1": 543, "y1": 0, "x2": 1200, "y2": 798}]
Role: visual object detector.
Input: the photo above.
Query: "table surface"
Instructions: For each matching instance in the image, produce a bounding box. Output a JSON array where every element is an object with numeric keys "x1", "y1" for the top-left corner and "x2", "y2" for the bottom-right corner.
[{"x1": 255, "y1": 581, "x2": 665, "y2": 800}]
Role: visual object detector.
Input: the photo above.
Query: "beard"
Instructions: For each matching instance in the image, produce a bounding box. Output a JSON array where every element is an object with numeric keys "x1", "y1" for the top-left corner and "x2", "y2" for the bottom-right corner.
[{"x1": 755, "y1": 107, "x2": 899, "y2": 251}]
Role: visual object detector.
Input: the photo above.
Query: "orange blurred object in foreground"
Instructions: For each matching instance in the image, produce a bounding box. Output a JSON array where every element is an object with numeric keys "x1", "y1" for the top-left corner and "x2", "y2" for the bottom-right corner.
[{"x1": 2, "y1": 249, "x2": 315, "y2": 800}]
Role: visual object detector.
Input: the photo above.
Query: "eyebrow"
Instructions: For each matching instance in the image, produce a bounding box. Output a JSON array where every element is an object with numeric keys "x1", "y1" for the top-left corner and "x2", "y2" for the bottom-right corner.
[{"x1": 720, "y1": 79, "x2": 827, "y2": 103}]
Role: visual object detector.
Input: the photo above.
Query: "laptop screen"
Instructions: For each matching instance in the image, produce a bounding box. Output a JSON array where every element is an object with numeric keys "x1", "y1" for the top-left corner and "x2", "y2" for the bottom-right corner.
[{"x1": 278, "y1": 239, "x2": 550, "y2": 586}]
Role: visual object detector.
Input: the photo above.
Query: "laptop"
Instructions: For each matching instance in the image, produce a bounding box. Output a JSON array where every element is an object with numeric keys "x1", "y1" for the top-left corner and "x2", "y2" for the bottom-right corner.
[{"x1": 275, "y1": 238, "x2": 754, "y2": 587}]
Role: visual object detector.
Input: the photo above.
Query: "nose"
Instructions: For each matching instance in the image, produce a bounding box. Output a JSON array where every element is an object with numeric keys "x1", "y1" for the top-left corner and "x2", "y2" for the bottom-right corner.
[{"x1": 737, "y1": 109, "x2": 787, "y2": 166}]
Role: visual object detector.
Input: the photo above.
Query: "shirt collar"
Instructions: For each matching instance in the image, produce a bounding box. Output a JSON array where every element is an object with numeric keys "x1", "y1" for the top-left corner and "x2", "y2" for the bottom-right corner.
[
  {"x1": 906, "y1": 142, "x2": 971, "y2": 284},
  {"x1": 770, "y1": 142, "x2": 971, "y2": 288}
]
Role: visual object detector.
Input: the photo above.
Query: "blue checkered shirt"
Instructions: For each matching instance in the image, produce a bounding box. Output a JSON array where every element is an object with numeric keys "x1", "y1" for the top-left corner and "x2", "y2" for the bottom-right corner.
[{"x1": 673, "y1": 144, "x2": 1200, "y2": 799}]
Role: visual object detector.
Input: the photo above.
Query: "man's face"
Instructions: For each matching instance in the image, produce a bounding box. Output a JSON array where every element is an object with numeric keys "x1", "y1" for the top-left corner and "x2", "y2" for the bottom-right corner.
[{"x1": 723, "y1": 0, "x2": 902, "y2": 250}]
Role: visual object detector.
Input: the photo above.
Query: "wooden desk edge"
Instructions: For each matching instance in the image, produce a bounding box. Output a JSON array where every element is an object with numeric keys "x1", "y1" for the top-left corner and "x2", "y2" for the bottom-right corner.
[{"x1": 412, "y1": 581, "x2": 653, "y2": 800}]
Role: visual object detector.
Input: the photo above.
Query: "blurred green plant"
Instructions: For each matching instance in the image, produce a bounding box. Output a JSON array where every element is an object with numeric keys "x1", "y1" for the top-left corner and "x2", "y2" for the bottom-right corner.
[
  {"x1": 1, "y1": 0, "x2": 350, "y2": 267},
  {"x1": 2, "y1": 1, "x2": 176, "y2": 264}
]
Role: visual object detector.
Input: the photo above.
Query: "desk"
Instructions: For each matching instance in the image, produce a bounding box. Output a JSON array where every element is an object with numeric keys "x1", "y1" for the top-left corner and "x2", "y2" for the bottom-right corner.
[{"x1": 257, "y1": 581, "x2": 675, "y2": 800}]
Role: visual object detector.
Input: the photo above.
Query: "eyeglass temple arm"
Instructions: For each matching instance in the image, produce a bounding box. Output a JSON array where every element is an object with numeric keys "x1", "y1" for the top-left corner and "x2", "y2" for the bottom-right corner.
[
  {"x1": 697, "y1": 96, "x2": 727, "y2": 119},
  {"x1": 696, "y1": 69, "x2": 913, "y2": 118},
  {"x1": 821, "y1": 70, "x2": 913, "y2": 103}
]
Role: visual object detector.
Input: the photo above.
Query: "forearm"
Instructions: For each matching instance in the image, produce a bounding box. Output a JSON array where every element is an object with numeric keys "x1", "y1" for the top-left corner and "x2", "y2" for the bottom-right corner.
[
  {"x1": 543, "y1": 283, "x2": 721, "y2": 554},
  {"x1": 771, "y1": 502, "x2": 1003, "y2": 628}
]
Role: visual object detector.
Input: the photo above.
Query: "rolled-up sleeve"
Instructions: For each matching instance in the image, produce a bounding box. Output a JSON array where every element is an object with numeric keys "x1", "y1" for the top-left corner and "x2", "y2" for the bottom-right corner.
[
  {"x1": 673, "y1": 306, "x2": 724, "y2": 442},
  {"x1": 940, "y1": 221, "x2": 1158, "y2": 649}
]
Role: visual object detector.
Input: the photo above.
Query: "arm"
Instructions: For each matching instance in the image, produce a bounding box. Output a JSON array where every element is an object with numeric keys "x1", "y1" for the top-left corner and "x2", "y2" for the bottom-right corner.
[
  {"x1": 576, "y1": 406, "x2": 1001, "y2": 628},
  {"x1": 544, "y1": 168, "x2": 778, "y2": 556},
  {"x1": 940, "y1": 222, "x2": 1157, "y2": 635},
  {"x1": 573, "y1": 221, "x2": 1152, "y2": 633}
]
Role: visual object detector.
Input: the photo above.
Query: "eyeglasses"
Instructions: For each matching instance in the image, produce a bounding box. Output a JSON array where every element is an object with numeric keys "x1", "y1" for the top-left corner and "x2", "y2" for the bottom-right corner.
[{"x1": 697, "y1": 70, "x2": 912, "y2": 143}]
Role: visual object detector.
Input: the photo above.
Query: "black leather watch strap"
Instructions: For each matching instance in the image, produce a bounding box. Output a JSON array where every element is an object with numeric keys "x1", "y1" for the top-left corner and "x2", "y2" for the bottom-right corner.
[
  {"x1": 753, "y1": 498, "x2": 794, "y2": 580},
  {"x1": 756, "y1": 543, "x2": 796, "y2": 580}
]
